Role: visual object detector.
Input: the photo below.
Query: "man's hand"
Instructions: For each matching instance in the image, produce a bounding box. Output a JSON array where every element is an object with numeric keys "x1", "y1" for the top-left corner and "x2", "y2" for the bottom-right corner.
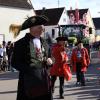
[{"x1": 47, "y1": 58, "x2": 53, "y2": 65}]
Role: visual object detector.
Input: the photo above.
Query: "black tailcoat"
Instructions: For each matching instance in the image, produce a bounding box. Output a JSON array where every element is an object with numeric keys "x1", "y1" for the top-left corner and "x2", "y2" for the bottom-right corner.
[{"x1": 11, "y1": 33, "x2": 52, "y2": 100}]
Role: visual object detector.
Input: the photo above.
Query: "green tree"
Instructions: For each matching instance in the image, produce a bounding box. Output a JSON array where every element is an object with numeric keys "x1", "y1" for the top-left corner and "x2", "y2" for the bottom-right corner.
[
  {"x1": 68, "y1": 37, "x2": 77, "y2": 44},
  {"x1": 82, "y1": 37, "x2": 90, "y2": 44}
]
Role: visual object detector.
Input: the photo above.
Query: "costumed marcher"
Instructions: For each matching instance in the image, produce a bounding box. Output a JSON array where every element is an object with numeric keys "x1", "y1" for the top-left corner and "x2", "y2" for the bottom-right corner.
[
  {"x1": 2, "y1": 41, "x2": 8, "y2": 71},
  {"x1": 71, "y1": 40, "x2": 90, "y2": 86},
  {"x1": 50, "y1": 36, "x2": 71, "y2": 99},
  {"x1": 9, "y1": 15, "x2": 53, "y2": 100},
  {"x1": 6, "y1": 41, "x2": 13, "y2": 71},
  {"x1": 0, "y1": 44, "x2": 4, "y2": 71}
]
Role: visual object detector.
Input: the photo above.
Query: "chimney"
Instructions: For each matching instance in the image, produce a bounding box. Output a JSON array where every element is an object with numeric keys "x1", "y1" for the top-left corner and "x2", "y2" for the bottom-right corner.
[{"x1": 70, "y1": 7, "x2": 72, "y2": 10}]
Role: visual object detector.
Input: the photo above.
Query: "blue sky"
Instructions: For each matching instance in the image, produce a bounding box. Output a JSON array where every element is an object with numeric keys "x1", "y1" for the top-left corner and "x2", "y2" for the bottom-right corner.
[{"x1": 32, "y1": 0, "x2": 100, "y2": 18}]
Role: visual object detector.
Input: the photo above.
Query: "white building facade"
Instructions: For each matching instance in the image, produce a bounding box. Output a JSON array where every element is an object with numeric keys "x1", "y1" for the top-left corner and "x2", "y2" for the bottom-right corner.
[
  {"x1": 0, "y1": 0, "x2": 35, "y2": 44},
  {"x1": 36, "y1": 7, "x2": 68, "y2": 43}
]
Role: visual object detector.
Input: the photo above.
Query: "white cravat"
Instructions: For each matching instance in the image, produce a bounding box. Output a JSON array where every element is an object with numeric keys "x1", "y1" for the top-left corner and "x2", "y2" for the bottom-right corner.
[
  {"x1": 33, "y1": 38, "x2": 41, "y2": 53},
  {"x1": 33, "y1": 38, "x2": 53, "y2": 65}
]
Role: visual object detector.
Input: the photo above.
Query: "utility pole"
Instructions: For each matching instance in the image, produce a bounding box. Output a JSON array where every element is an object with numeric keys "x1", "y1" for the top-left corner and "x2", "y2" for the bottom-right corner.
[
  {"x1": 57, "y1": 0, "x2": 60, "y2": 36},
  {"x1": 75, "y1": 0, "x2": 79, "y2": 23},
  {"x1": 58, "y1": 0, "x2": 59, "y2": 8}
]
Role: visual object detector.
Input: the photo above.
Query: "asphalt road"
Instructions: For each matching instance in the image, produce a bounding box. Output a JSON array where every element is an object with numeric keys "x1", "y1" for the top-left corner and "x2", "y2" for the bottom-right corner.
[
  {"x1": 53, "y1": 62, "x2": 100, "y2": 100},
  {"x1": 0, "y1": 62, "x2": 100, "y2": 100}
]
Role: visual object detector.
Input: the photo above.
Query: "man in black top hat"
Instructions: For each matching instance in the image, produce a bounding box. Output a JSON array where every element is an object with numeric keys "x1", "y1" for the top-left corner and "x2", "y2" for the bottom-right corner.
[{"x1": 10, "y1": 15, "x2": 53, "y2": 100}]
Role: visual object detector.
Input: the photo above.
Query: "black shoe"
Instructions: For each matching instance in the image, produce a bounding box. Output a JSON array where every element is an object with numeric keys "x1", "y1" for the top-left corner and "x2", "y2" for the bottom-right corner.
[
  {"x1": 60, "y1": 95, "x2": 64, "y2": 99},
  {"x1": 81, "y1": 83, "x2": 86, "y2": 86}
]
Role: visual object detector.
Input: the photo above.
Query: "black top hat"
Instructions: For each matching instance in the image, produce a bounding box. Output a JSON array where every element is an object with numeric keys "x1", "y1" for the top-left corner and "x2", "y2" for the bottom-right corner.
[
  {"x1": 56, "y1": 36, "x2": 68, "y2": 41},
  {"x1": 21, "y1": 15, "x2": 49, "y2": 30},
  {"x1": 9, "y1": 15, "x2": 49, "y2": 38}
]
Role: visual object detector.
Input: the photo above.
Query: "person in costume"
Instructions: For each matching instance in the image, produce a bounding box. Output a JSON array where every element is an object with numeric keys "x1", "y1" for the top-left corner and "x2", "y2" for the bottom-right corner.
[
  {"x1": 9, "y1": 15, "x2": 53, "y2": 100},
  {"x1": 71, "y1": 40, "x2": 90, "y2": 86},
  {"x1": 50, "y1": 36, "x2": 71, "y2": 99}
]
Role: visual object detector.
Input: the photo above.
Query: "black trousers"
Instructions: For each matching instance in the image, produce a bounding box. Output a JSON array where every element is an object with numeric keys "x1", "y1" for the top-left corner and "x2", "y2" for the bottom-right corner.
[
  {"x1": 29, "y1": 94, "x2": 53, "y2": 100},
  {"x1": 17, "y1": 79, "x2": 53, "y2": 100},
  {"x1": 76, "y1": 63, "x2": 85, "y2": 85},
  {"x1": 51, "y1": 76, "x2": 64, "y2": 96}
]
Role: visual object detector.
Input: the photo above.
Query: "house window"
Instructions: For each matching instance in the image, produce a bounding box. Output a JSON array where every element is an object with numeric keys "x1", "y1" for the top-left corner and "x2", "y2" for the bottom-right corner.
[{"x1": 52, "y1": 29, "x2": 55, "y2": 38}]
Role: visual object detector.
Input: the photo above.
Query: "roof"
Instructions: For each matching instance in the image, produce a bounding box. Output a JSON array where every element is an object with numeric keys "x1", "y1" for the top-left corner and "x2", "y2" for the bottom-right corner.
[
  {"x1": 93, "y1": 18, "x2": 100, "y2": 29},
  {"x1": 35, "y1": 7, "x2": 65, "y2": 26},
  {"x1": 67, "y1": 8, "x2": 89, "y2": 19},
  {"x1": 0, "y1": 0, "x2": 33, "y2": 9},
  {"x1": 60, "y1": 24, "x2": 86, "y2": 28}
]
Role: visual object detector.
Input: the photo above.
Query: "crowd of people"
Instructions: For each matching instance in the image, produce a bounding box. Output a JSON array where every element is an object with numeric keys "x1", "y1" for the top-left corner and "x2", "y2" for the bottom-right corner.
[{"x1": 0, "y1": 41, "x2": 14, "y2": 72}]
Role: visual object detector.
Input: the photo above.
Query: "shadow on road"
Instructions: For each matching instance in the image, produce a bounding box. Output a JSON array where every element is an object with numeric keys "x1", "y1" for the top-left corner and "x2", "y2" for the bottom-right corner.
[
  {"x1": 53, "y1": 63, "x2": 100, "y2": 100},
  {"x1": 0, "y1": 72, "x2": 18, "y2": 80},
  {"x1": 64, "y1": 79, "x2": 100, "y2": 99},
  {"x1": 64, "y1": 63, "x2": 100, "y2": 100},
  {"x1": 0, "y1": 90, "x2": 17, "y2": 94}
]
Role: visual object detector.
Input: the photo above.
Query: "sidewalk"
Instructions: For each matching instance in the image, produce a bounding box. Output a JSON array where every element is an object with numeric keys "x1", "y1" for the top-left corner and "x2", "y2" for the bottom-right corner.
[
  {"x1": 90, "y1": 50, "x2": 100, "y2": 64},
  {"x1": 91, "y1": 58, "x2": 100, "y2": 64}
]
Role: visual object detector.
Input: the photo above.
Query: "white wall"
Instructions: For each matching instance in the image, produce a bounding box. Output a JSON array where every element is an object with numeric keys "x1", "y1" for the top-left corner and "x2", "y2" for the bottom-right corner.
[
  {"x1": 96, "y1": 30, "x2": 100, "y2": 35},
  {"x1": 0, "y1": 6, "x2": 35, "y2": 44},
  {"x1": 44, "y1": 25, "x2": 59, "y2": 43},
  {"x1": 87, "y1": 10, "x2": 95, "y2": 43},
  {"x1": 43, "y1": 8, "x2": 68, "y2": 43},
  {"x1": 58, "y1": 8, "x2": 68, "y2": 25},
  {"x1": 95, "y1": 30, "x2": 100, "y2": 41}
]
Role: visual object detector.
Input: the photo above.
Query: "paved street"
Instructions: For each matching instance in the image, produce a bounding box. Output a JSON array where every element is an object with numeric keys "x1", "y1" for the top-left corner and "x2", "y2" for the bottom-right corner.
[
  {"x1": 0, "y1": 72, "x2": 18, "y2": 100},
  {"x1": 0, "y1": 59, "x2": 100, "y2": 100},
  {"x1": 53, "y1": 62, "x2": 100, "y2": 100}
]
